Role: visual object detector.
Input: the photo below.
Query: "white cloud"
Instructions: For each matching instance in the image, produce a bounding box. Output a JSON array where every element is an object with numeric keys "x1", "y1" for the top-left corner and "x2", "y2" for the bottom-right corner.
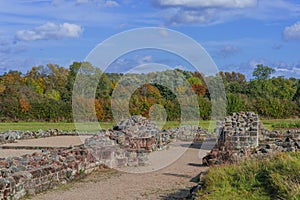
[
  {"x1": 55, "y1": 0, "x2": 119, "y2": 7},
  {"x1": 105, "y1": 0, "x2": 119, "y2": 7},
  {"x1": 214, "y1": 45, "x2": 241, "y2": 58},
  {"x1": 152, "y1": 0, "x2": 257, "y2": 9},
  {"x1": 223, "y1": 59, "x2": 300, "y2": 79},
  {"x1": 168, "y1": 9, "x2": 218, "y2": 25},
  {"x1": 153, "y1": 0, "x2": 258, "y2": 25},
  {"x1": 15, "y1": 22, "x2": 83, "y2": 41},
  {"x1": 274, "y1": 67, "x2": 300, "y2": 77},
  {"x1": 283, "y1": 21, "x2": 300, "y2": 41},
  {"x1": 152, "y1": 0, "x2": 300, "y2": 25}
]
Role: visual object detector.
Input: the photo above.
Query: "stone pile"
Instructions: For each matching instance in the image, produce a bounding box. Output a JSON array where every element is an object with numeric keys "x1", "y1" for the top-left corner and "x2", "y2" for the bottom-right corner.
[
  {"x1": 83, "y1": 116, "x2": 160, "y2": 151},
  {"x1": 113, "y1": 115, "x2": 158, "y2": 138},
  {"x1": 166, "y1": 125, "x2": 209, "y2": 142},
  {"x1": 88, "y1": 116, "x2": 209, "y2": 152},
  {"x1": 256, "y1": 129, "x2": 300, "y2": 155}
]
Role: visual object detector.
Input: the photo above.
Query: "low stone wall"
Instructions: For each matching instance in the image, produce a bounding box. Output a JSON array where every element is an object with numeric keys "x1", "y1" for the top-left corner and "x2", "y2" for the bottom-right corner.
[
  {"x1": 0, "y1": 147, "x2": 91, "y2": 199},
  {"x1": 0, "y1": 129, "x2": 89, "y2": 145},
  {"x1": 167, "y1": 126, "x2": 209, "y2": 142},
  {"x1": 0, "y1": 143, "x2": 148, "y2": 200}
]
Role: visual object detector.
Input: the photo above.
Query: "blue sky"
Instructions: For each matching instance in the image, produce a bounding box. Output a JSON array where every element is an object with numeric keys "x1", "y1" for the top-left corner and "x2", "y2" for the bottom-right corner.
[{"x1": 1, "y1": 0, "x2": 300, "y2": 78}]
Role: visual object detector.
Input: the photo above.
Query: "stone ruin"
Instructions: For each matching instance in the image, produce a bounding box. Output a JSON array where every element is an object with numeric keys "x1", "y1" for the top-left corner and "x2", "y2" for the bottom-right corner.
[
  {"x1": 85, "y1": 116, "x2": 208, "y2": 152},
  {"x1": 203, "y1": 112, "x2": 300, "y2": 166},
  {"x1": 216, "y1": 112, "x2": 261, "y2": 150},
  {"x1": 2, "y1": 113, "x2": 300, "y2": 199},
  {"x1": 84, "y1": 116, "x2": 210, "y2": 168},
  {"x1": 0, "y1": 115, "x2": 211, "y2": 200},
  {"x1": 0, "y1": 147, "x2": 109, "y2": 199}
]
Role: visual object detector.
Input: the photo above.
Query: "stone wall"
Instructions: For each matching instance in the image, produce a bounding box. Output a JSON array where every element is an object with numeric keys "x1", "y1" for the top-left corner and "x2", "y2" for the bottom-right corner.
[
  {"x1": 167, "y1": 126, "x2": 209, "y2": 142},
  {"x1": 0, "y1": 143, "x2": 148, "y2": 200},
  {"x1": 216, "y1": 112, "x2": 261, "y2": 150},
  {"x1": 203, "y1": 112, "x2": 300, "y2": 166},
  {"x1": 109, "y1": 116, "x2": 208, "y2": 151},
  {"x1": 0, "y1": 115, "x2": 210, "y2": 199}
]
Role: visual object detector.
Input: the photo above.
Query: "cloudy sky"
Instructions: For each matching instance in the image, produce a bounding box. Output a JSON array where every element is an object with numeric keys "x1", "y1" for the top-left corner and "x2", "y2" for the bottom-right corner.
[{"x1": 1, "y1": 0, "x2": 300, "y2": 78}]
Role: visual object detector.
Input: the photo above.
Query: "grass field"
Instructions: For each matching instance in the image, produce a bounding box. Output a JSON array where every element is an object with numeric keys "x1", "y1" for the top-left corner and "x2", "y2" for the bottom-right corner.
[
  {"x1": 0, "y1": 122, "x2": 114, "y2": 132},
  {"x1": 197, "y1": 152, "x2": 300, "y2": 200},
  {"x1": 261, "y1": 118, "x2": 300, "y2": 130},
  {"x1": 0, "y1": 119, "x2": 299, "y2": 132},
  {"x1": 0, "y1": 120, "x2": 215, "y2": 132}
]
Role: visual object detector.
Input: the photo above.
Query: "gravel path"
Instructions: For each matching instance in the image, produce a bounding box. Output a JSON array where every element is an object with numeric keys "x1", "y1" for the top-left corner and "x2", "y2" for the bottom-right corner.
[
  {"x1": 32, "y1": 143, "x2": 209, "y2": 200},
  {"x1": 0, "y1": 135, "x2": 91, "y2": 148},
  {"x1": 0, "y1": 136, "x2": 91, "y2": 158}
]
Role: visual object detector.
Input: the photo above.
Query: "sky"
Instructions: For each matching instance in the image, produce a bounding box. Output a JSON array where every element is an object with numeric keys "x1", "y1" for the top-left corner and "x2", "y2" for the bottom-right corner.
[{"x1": 1, "y1": 0, "x2": 300, "y2": 79}]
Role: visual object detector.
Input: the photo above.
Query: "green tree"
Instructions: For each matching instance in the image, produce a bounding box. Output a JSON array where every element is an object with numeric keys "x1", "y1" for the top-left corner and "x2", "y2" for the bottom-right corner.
[{"x1": 252, "y1": 64, "x2": 275, "y2": 80}]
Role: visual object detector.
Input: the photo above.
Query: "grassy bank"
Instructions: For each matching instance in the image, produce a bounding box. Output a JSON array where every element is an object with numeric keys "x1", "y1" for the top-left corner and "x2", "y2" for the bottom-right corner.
[{"x1": 197, "y1": 152, "x2": 300, "y2": 200}]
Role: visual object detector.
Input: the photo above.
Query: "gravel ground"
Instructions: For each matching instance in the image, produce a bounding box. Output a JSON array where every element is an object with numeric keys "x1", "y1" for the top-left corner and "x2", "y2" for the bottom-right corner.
[
  {"x1": 31, "y1": 143, "x2": 209, "y2": 200},
  {"x1": 0, "y1": 135, "x2": 91, "y2": 148},
  {"x1": 0, "y1": 136, "x2": 91, "y2": 158}
]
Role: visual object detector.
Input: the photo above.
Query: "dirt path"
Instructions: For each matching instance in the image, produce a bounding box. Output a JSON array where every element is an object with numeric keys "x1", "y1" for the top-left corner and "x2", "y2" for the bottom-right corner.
[
  {"x1": 32, "y1": 143, "x2": 209, "y2": 200},
  {"x1": 0, "y1": 136, "x2": 92, "y2": 158},
  {"x1": 0, "y1": 135, "x2": 91, "y2": 148}
]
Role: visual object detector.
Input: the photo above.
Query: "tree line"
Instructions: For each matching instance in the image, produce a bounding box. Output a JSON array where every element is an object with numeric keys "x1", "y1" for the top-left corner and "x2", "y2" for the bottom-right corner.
[{"x1": 0, "y1": 62, "x2": 299, "y2": 122}]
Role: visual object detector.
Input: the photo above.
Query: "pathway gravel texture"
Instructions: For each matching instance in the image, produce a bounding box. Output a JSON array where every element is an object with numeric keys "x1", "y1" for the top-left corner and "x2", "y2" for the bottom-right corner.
[
  {"x1": 0, "y1": 135, "x2": 91, "y2": 148},
  {"x1": 0, "y1": 136, "x2": 91, "y2": 157},
  {"x1": 32, "y1": 142, "x2": 209, "y2": 200}
]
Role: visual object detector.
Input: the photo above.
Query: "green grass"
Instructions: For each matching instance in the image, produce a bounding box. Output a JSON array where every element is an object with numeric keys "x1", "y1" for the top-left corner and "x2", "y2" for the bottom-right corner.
[
  {"x1": 197, "y1": 152, "x2": 300, "y2": 200},
  {"x1": 159, "y1": 120, "x2": 216, "y2": 131},
  {"x1": 0, "y1": 120, "x2": 216, "y2": 132},
  {"x1": 271, "y1": 121, "x2": 300, "y2": 129},
  {"x1": 0, "y1": 118, "x2": 298, "y2": 132},
  {"x1": 262, "y1": 119, "x2": 300, "y2": 130},
  {"x1": 0, "y1": 122, "x2": 114, "y2": 132}
]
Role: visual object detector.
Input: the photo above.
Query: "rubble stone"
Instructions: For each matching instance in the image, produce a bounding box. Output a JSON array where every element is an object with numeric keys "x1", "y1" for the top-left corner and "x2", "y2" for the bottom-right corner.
[
  {"x1": 0, "y1": 115, "x2": 212, "y2": 200},
  {"x1": 203, "y1": 112, "x2": 300, "y2": 166}
]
